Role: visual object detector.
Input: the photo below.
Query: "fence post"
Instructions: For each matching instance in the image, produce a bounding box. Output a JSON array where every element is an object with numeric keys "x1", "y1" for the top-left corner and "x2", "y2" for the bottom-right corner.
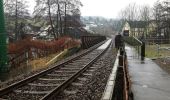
[{"x1": 141, "y1": 41, "x2": 145, "y2": 60}]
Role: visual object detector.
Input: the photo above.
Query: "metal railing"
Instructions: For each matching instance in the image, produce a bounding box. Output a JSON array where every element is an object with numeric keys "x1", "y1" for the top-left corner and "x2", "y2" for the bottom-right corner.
[{"x1": 124, "y1": 36, "x2": 145, "y2": 60}]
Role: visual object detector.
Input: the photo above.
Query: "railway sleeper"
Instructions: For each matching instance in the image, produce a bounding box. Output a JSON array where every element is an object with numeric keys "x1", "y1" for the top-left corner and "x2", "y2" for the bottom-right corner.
[
  {"x1": 65, "y1": 63, "x2": 85, "y2": 67},
  {"x1": 72, "y1": 59, "x2": 90, "y2": 62},
  {"x1": 77, "y1": 77, "x2": 88, "y2": 81},
  {"x1": 70, "y1": 62, "x2": 89, "y2": 65},
  {"x1": 60, "y1": 68, "x2": 81, "y2": 70},
  {"x1": 64, "y1": 89, "x2": 78, "y2": 95},
  {"x1": 32, "y1": 80, "x2": 63, "y2": 84},
  {"x1": 89, "y1": 67, "x2": 98, "y2": 69},
  {"x1": 14, "y1": 90, "x2": 49, "y2": 95},
  {"x1": 82, "y1": 73, "x2": 93, "y2": 76},
  {"x1": 42, "y1": 75, "x2": 69, "y2": 79},
  {"x1": 86, "y1": 69, "x2": 95, "y2": 72},
  {"x1": 38, "y1": 78, "x2": 67, "y2": 81},
  {"x1": 59, "y1": 69, "x2": 80, "y2": 72},
  {"x1": 47, "y1": 74, "x2": 72, "y2": 77},
  {"x1": 54, "y1": 70, "x2": 77, "y2": 73},
  {"x1": 28, "y1": 83, "x2": 60, "y2": 87},
  {"x1": 71, "y1": 82, "x2": 84, "y2": 86}
]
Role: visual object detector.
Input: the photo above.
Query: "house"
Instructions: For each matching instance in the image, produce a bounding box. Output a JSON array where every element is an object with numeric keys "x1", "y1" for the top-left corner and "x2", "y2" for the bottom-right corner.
[
  {"x1": 148, "y1": 20, "x2": 157, "y2": 37},
  {"x1": 122, "y1": 21, "x2": 148, "y2": 37},
  {"x1": 122, "y1": 22, "x2": 130, "y2": 36}
]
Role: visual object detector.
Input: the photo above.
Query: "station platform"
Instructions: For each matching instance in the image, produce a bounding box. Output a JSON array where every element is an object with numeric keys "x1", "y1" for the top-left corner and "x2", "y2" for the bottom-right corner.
[{"x1": 125, "y1": 45, "x2": 170, "y2": 100}]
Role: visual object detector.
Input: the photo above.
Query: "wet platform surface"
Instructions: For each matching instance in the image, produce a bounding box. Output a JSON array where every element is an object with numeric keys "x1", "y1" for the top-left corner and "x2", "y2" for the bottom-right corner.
[{"x1": 125, "y1": 45, "x2": 170, "y2": 100}]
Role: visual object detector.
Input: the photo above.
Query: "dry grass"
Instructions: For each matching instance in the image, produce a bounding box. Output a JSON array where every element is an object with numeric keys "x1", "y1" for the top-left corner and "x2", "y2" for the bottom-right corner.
[
  {"x1": 29, "y1": 52, "x2": 62, "y2": 71},
  {"x1": 146, "y1": 44, "x2": 170, "y2": 58},
  {"x1": 154, "y1": 58, "x2": 170, "y2": 74}
]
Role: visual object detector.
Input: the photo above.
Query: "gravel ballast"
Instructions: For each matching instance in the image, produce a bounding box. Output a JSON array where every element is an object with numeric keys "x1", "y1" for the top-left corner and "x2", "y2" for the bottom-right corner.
[{"x1": 55, "y1": 44, "x2": 117, "y2": 100}]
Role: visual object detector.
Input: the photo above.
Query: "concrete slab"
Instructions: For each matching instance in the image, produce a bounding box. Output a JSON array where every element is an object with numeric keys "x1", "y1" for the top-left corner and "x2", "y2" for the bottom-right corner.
[
  {"x1": 101, "y1": 51, "x2": 119, "y2": 100},
  {"x1": 97, "y1": 39, "x2": 111, "y2": 50},
  {"x1": 125, "y1": 45, "x2": 170, "y2": 100}
]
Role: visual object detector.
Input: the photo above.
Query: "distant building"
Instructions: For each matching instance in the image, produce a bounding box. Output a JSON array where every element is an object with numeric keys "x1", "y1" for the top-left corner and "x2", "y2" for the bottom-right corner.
[{"x1": 122, "y1": 21, "x2": 156, "y2": 37}]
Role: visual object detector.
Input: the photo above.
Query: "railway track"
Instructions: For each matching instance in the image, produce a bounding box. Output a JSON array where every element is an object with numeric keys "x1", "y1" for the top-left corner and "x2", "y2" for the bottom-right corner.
[{"x1": 0, "y1": 40, "x2": 112, "y2": 100}]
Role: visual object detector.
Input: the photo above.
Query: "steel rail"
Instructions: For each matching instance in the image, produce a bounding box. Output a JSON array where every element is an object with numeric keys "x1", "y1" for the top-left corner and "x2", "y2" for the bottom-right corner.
[
  {"x1": 0, "y1": 40, "x2": 106, "y2": 98},
  {"x1": 41, "y1": 40, "x2": 111, "y2": 100}
]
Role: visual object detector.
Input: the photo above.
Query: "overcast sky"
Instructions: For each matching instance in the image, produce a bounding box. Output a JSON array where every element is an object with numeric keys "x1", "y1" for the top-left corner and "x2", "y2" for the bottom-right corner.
[{"x1": 27, "y1": 0, "x2": 160, "y2": 18}]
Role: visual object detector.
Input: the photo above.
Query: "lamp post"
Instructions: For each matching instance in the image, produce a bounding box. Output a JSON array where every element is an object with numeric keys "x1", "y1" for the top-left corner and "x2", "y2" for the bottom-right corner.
[{"x1": 0, "y1": 0, "x2": 8, "y2": 72}]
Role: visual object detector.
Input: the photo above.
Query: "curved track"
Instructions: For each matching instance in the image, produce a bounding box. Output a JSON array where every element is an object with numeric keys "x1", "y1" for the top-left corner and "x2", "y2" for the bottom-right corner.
[{"x1": 0, "y1": 40, "x2": 111, "y2": 100}]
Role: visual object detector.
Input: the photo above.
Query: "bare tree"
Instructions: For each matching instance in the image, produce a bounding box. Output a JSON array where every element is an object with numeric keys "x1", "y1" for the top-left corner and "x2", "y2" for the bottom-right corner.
[
  {"x1": 140, "y1": 5, "x2": 151, "y2": 21},
  {"x1": 4, "y1": 0, "x2": 29, "y2": 40},
  {"x1": 139, "y1": 5, "x2": 152, "y2": 36},
  {"x1": 34, "y1": 0, "x2": 82, "y2": 39},
  {"x1": 34, "y1": 0, "x2": 57, "y2": 38},
  {"x1": 119, "y1": 3, "x2": 139, "y2": 21},
  {"x1": 153, "y1": 0, "x2": 170, "y2": 40},
  {"x1": 47, "y1": 0, "x2": 56, "y2": 38}
]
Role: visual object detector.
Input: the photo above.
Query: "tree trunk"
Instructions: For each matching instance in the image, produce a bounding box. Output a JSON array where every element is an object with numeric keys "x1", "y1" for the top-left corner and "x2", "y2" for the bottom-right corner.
[
  {"x1": 58, "y1": 4, "x2": 62, "y2": 36},
  {"x1": 64, "y1": 2, "x2": 67, "y2": 35},
  {"x1": 47, "y1": 0, "x2": 56, "y2": 39},
  {"x1": 56, "y1": 10, "x2": 59, "y2": 38},
  {"x1": 55, "y1": 0, "x2": 59, "y2": 38},
  {"x1": 15, "y1": 0, "x2": 18, "y2": 41}
]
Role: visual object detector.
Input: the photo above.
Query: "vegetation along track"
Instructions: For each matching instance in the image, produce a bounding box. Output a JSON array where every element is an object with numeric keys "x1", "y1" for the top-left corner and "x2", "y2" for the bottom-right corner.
[{"x1": 0, "y1": 40, "x2": 111, "y2": 100}]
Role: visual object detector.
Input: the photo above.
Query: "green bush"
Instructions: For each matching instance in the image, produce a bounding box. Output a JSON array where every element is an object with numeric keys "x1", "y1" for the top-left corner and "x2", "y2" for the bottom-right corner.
[{"x1": 124, "y1": 36, "x2": 141, "y2": 46}]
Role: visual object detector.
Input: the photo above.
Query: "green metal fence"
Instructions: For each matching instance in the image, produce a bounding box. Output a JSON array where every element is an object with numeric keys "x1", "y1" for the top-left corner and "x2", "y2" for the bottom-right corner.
[{"x1": 0, "y1": 0, "x2": 8, "y2": 72}]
